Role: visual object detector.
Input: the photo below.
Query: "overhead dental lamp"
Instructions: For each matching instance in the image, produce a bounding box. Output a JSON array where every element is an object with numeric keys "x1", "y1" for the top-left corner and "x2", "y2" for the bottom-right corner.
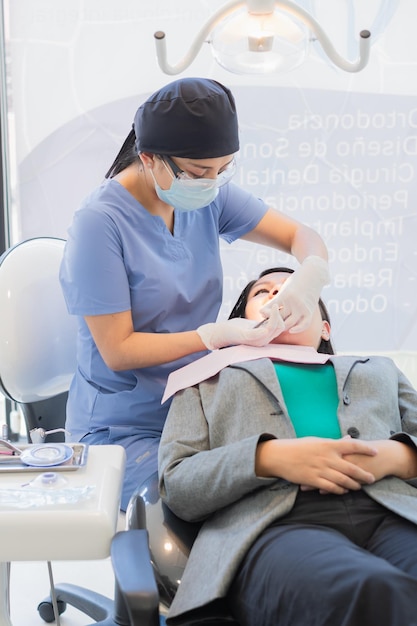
[{"x1": 154, "y1": 0, "x2": 371, "y2": 75}]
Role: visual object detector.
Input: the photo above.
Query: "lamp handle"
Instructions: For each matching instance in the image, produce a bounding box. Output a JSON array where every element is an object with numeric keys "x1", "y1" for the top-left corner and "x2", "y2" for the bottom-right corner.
[
  {"x1": 154, "y1": 0, "x2": 245, "y2": 75},
  {"x1": 277, "y1": 0, "x2": 371, "y2": 72}
]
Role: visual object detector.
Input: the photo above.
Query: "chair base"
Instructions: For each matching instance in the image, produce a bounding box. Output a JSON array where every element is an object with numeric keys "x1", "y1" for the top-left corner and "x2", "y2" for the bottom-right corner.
[{"x1": 38, "y1": 582, "x2": 130, "y2": 626}]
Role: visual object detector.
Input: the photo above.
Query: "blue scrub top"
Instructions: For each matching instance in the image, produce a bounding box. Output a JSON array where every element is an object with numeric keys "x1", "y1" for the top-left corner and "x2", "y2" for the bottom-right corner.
[{"x1": 60, "y1": 178, "x2": 268, "y2": 440}]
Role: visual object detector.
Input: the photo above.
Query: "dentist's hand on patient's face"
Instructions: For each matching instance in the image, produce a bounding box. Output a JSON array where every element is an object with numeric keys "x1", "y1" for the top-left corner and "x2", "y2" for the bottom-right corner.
[
  {"x1": 197, "y1": 305, "x2": 285, "y2": 350},
  {"x1": 260, "y1": 256, "x2": 330, "y2": 334}
]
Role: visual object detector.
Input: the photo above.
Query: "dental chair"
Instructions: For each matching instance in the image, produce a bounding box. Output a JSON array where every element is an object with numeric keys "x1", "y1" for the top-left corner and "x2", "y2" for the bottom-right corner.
[
  {"x1": 112, "y1": 472, "x2": 239, "y2": 626},
  {"x1": 112, "y1": 472, "x2": 193, "y2": 626},
  {"x1": 0, "y1": 236, "x2": 137, "y2": 625}
]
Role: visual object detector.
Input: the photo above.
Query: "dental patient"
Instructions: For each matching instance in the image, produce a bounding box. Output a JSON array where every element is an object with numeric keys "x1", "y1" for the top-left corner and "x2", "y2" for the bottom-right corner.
[{"x1": 158, "y1": 266, "x2": 417, "y2": 626}]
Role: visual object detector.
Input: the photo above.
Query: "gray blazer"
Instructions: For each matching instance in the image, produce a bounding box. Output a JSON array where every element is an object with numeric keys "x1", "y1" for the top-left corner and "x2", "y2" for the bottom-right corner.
[{"x1": 158, "y1": 355, "x2": 417, "y2": 620}]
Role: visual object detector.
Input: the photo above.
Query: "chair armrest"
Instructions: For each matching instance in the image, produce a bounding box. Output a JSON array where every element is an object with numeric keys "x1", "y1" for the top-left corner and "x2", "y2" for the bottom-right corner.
[{"x1": 111, "y1": 529, "x2": 160, "y2": 626}]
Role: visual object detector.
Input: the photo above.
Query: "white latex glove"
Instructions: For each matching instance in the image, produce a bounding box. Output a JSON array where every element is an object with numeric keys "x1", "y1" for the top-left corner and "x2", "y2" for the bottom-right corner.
[
  {"x1": 197, "y1": 305, "x2": 285, "y2": 350},
  {"x1": 260, "y1": 256, "x2": 330, "y2": 334}
]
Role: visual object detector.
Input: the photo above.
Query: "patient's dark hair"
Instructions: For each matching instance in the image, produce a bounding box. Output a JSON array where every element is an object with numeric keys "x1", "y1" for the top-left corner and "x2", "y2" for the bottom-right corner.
[{"x1": 228, "y1": 267, "x2": 334, "y2": 355}]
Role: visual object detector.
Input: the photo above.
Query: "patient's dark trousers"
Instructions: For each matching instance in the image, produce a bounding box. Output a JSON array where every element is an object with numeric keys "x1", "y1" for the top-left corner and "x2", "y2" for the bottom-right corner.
[{"x1": 228, "y1": 490, "x2": 417, "y2": 626}]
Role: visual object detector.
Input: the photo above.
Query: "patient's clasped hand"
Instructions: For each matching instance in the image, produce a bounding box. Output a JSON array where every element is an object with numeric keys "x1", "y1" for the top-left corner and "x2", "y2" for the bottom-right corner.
[{"x1": 158, "y1": 266, "x2": 417, "y2": 626}]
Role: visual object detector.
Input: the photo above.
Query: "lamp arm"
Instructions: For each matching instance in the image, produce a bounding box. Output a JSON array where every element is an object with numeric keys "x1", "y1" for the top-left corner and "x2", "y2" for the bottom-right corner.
[
  {"x1": 276, "y1": 0, "x2": 371, "y2": 72},
  {"x1": 154, "y1": 0, "x2": 246, "y2": 75},
  {"x1": 154, "y1": 0, "x2": 371, "y2": 75}
]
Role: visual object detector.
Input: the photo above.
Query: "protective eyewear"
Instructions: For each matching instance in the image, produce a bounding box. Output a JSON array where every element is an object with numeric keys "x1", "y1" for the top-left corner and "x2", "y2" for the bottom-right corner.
[{"x1": 161, "y1": 155, "x2": 236, "y2": 187}]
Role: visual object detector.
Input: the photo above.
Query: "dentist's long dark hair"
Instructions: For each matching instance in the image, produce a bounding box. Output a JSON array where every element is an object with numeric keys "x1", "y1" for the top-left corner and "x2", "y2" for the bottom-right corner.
[
  {"x1": 105, "y1": 129, "x2": 138, "y2": 179},
  {"x1": 228, "y1": 267, "x2": 335, "y2": 355}
]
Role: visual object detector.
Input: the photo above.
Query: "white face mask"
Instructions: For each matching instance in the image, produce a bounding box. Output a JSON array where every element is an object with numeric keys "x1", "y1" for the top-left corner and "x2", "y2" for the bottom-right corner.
[
  {"x1": 150, "y1": 171, "x2": 219, "y2": 212},
  {"x1": 150, "y1": 156, "x2": 236, "y2": 212}
]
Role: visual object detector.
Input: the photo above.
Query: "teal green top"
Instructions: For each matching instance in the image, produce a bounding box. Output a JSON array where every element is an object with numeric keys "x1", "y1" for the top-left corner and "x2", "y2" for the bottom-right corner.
[{"x1": 273, "y1": 362, "x2": 341, "y2": 439}]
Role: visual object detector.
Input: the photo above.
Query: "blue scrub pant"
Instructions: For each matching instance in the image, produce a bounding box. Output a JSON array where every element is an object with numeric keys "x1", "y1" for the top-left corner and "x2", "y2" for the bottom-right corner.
[
  {"x1": 80, "y1": 430, "x2": 160, "y2": 511},
  {"x1": 228, "y1": 490, "x2": 417, "y2": 626}
]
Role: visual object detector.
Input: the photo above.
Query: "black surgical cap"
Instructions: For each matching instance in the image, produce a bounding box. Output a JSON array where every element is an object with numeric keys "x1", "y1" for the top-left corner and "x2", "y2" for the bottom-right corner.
[{"x1": 134, "y1": 77, "x2": 240, "y2": 158}]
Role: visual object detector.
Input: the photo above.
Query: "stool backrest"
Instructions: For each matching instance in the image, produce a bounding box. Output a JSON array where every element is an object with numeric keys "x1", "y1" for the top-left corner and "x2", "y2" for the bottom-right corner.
[{"x1": 0, "y1": 237, "x2": 77, "y2": 438}]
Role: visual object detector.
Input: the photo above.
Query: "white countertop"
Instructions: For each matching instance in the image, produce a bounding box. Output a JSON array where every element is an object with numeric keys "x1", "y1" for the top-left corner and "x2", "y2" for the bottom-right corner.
[{"x1": 0, "y1": 444, "x2": 125, "y2": 561}]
